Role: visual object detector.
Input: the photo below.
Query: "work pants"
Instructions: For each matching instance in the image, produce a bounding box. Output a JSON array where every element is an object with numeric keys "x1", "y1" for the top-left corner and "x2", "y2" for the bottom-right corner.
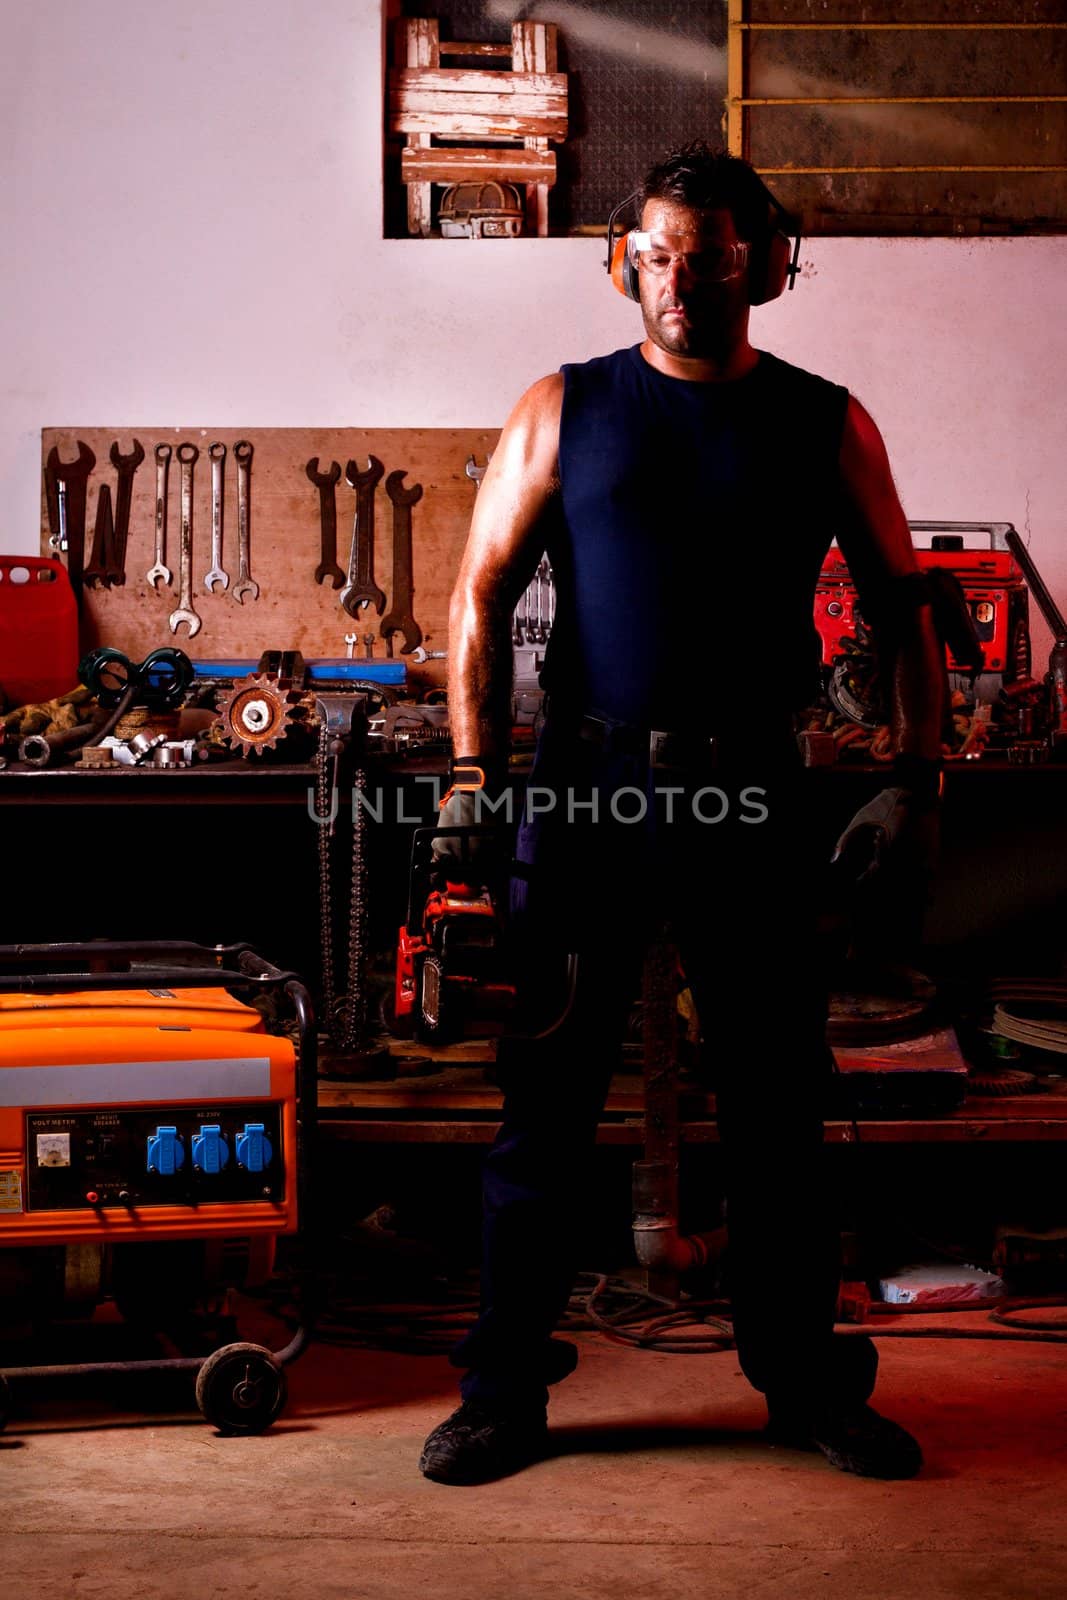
[{"x1": 450, "y1": 722, "x2": 875, "y2": 1415}]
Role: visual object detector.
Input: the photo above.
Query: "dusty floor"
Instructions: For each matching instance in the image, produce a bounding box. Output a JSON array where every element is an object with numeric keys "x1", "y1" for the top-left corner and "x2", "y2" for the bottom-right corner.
[{"x1": 2, "y1": 1309, "x2": 1066, "y2": 1600}]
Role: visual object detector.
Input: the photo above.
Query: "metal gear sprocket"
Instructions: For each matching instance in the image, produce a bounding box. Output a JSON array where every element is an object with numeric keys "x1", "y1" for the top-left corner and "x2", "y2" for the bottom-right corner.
[{"x1": 215, "y1": 674, "x2": 308, "y2": 757}]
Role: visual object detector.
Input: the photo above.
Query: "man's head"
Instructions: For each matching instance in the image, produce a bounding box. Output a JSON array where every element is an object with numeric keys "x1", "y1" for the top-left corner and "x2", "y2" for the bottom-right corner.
[
  {"x1": 633, "y1": 143, "x2": 787, "y2": 360},
  {"x1": 638, "y1": 143, "x2": 775, "y2": 247}
]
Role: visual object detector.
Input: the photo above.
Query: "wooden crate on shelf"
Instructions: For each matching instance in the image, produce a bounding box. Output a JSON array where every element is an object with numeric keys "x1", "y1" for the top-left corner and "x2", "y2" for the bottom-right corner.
[{"x1": 388, "y1": 17, "x2": 567, "y2": 238}]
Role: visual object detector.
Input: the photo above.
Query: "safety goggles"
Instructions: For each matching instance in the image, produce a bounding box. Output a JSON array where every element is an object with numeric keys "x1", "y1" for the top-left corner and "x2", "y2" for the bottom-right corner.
[{"x1": 626, "y1": 231, "x2": 750, "y2": 282}]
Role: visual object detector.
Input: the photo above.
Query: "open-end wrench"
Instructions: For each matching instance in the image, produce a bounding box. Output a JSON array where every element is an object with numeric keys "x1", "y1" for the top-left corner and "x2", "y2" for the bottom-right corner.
[
  {"x1": 45, "y1": 453, "x2": 63, "y2": 551},
  {"x1": 380, "y1": 470, "x2": 424, "y2": 655},
  {"x1": 108, "y1": 438, "x2": 145, "y2": 585},
  {"x1": 205, "y1": 441, "x2": 229, "y2": 592},
  {"x1": 307, "y1": 457, "x2": 344, "y2": 588},
  {"x1": 340, "y1": 455, "x2": 386, "y2": 617},
  {"x1": 148, "y1": 443, "x2": 172, "y2": 588},
  {"x1": 517, "y1": 580, "x2": 535, "y2": 645},
  {"x1": 169, "y1": 442, "x2": 202, "y2": 637},
  {"x1": 465, "y1": 453, "x2": 491, "y2": 489},
  {"x1": 46, "y1": 442, "x2": 95, "y2": 600},
  {"x1": 55, "y1": 477, "x2": 68, "y2": 554},
  {"x1": 529, "y1": 557, "x2": 549, "y2": 644},
  {"x1": 231, "y1": 439, "x2": 259, "y2": 604},
  {"x1": 84, "y1": 484, "x2": 115, "y2": 587}
]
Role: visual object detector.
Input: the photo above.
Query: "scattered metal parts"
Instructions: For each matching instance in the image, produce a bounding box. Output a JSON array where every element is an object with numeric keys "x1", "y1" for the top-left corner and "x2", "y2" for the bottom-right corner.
[
  {"x1": 205, "y1": 441, "x2": 229, "y2": 592},
  {"x1": 344, "y1": 632, "x2": 358, "y2": 659},
  {"x1": 151, "y1": 740, "x2": 196, "y2": 768},
  {"x1": 231, "y1": 439, "x2": 259, "y2": 603},
  {"x1": 108, "y1": 438, "x2": 145, "y2": 586},
  {"x1": 340, "y1": 456, "x2": 386, "y2": 617},
  {"x1": 17, "y1": 707, "x2": 117, "y2": 767},
  {"x1": 46, "y1": 442, "x2": 96, "y2": 600},
  {"x1": 366, "y1": 701, "x2": 450, "y2": 754},
  {"x1": 84, "y1": 484, "x2": 115, "y2": 588},
  {"x1": 17, "y1": 734, "x2": 54, "y2": 768},
  {"x1": 307, "y1": 457, "x2": 345, "y2": 589},
  {"x1": 215, "y1": 673, "x2": 308, "y2": 757},
  {"x1": 77, "y1": 745, "x2": 115, "y2": 768},
  {"x1": 410, "y1": 646, "x2": 447, "y2": 663},
  {"x1": 380, "y1": 470, "x2": 424, "y2": 656},
  {"x1": 148, "y1": 443, "x2": 173, "y2": 588},
  {"x1": 128, "y1": 731, "x2": 167, "y2": 765},
  {"x1": 169, "y1": 442, "x2": 202, "y2": 637}
]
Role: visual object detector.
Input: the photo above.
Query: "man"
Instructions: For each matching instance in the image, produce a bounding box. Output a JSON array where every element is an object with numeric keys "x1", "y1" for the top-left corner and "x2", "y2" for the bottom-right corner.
[{"x1": 420, "y1": 144, "x2": 943, "y2": 1486}]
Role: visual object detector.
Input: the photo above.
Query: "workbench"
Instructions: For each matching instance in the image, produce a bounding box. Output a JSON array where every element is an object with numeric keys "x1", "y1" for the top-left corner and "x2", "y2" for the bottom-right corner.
[{"x1": 2, "y1": 756, "x2": 1066, "y2": 1151}]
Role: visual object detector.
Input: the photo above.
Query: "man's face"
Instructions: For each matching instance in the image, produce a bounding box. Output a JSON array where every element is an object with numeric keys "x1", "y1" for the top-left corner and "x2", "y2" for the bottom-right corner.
[{"x1": 636, "y1": 200, "x2": 750, "y2": 359}]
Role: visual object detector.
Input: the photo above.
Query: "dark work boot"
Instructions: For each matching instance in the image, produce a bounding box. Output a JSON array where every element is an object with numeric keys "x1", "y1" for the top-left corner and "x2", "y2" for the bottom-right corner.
[
  {"x1": 809, "y1": 1403, "x2": 923, "y2": 1479},
  {"x1": 766, "y1": 1399, "x2": 922, "y2": 1479},
  {"x1": 764, "y1": 1337, "x2": 919, "y2": 1477},
  {"x1": 418, "y1": 1399, "x2": 549, "y2": 1485}
]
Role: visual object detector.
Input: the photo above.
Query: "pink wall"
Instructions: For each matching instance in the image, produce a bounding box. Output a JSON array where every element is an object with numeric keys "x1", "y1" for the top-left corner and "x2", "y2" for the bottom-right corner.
[{"x1": 3, "y1": 0, "x2": 1065, "y2": 659}]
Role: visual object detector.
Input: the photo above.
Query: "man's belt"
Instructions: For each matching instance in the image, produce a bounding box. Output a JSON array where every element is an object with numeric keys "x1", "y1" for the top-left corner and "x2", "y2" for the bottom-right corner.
[{"x1": 577, "y1": 715, "x2": 722, "y2": 771}]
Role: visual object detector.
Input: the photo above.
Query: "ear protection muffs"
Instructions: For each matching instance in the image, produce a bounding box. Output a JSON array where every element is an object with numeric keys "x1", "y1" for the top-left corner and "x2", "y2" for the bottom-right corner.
[{"x1": 606, "y1": 176, "x2": 802, "y2": 306}]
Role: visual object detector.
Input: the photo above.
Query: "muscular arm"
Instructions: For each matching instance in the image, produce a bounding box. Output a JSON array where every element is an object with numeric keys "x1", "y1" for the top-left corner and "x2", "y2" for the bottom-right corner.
[
  {"x1": 835, "y1": 396, "x2": 943, "y2": 763},
  {"x1": 448, "y1": 373, "x2": 563, "y2": 765}
]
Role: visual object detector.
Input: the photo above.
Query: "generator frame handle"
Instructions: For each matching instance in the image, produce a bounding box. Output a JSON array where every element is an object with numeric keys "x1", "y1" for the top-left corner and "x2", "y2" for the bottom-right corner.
[
  {"x1": 907, "y1": 520, "x2": 1015, "y2": 551},
  {"x1": 0, "y1": 940, "x2": 317, "y2": 1390}
]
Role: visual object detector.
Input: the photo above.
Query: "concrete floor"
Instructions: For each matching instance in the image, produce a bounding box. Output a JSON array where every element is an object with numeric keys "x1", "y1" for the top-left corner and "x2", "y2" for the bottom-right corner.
[{"x1": 2, "y1": 1310, "x2": 1067, "y2": 1600}]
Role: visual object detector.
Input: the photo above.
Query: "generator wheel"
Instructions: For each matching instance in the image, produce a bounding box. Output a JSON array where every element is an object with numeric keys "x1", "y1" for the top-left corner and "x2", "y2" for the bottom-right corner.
[
  {"x1": 0, "y1": 1372, "x2": 10, "y2": 1432},
  {"x1": 417, "y1": 952, "x2": 451, "y2": 1045},
  {"x1": 195, "y1": 1342, "x2": 287, "y2": 1435}
]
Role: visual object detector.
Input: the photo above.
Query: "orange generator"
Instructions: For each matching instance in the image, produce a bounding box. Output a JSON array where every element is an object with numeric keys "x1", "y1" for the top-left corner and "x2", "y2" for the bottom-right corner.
[{"x1": 0, "y1": 942, "x2": 316, "y2": 1435}]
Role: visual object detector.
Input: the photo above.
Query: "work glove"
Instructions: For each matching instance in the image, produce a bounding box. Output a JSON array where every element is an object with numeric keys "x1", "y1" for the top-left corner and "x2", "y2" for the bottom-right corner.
[
  {"x1": 431, "y1": 758, "x2": 512, "y2": 887},
  {"x1": 831, "y1": 756, "x2": 942, "y2": 886}
]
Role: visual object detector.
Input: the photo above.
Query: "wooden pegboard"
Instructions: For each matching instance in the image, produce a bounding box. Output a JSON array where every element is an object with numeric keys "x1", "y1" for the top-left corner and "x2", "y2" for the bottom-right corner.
[{"x1": 40, "y1": 427, "x2": 500, "y2": 690}]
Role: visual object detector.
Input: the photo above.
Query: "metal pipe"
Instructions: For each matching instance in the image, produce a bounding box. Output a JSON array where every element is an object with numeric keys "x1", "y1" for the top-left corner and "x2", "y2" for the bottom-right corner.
[
  {"x1": 738, "y1": 95, "x2": 1067, "y2": 106},
  {"x1": 750, "y1": 165, "x2": 1067, "y2": 175},
  {"x1": 632, "y1": 1162, "x2": 727, "y2": 1275},
  {"x1": 737, "y1": 21, "x2": 1067, "y2": 30},
  {"x1": 1005, "y1": 527, "x2": 1067, "y2": 641},
  {"x1": 727, "y1": 0, "x2": 745, "y2": 156}
]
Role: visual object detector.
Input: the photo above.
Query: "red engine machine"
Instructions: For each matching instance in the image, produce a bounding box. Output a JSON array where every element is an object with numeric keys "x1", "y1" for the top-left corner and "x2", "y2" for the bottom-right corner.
[{"x1": 816, "y1": 521, "x2": 1031, "y2": 683}]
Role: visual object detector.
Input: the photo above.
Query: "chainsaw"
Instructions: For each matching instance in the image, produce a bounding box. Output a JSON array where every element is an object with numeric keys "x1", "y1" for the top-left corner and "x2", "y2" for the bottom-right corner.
[{"x1": 393, "y1": 826, "x2": 517, "y2": 1044}]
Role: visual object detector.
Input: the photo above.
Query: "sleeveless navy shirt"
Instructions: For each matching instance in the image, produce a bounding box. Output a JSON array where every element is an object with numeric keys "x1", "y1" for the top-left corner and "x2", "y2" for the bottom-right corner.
[{"x1": 544, "y1": 343, "x2": 849, "y2": 731}]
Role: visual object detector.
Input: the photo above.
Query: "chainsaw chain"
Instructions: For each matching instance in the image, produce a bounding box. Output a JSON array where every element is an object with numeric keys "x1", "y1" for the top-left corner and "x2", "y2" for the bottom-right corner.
[
  {"x1": 316, "y1": 717, "x2": 372, "y2": 1052},
  {"x1": 340, "y1": 764, "x2": 370, "y2": 1051},
  {"x1": 315, "y1": 718, "x2": 338, "y2": 1042}
]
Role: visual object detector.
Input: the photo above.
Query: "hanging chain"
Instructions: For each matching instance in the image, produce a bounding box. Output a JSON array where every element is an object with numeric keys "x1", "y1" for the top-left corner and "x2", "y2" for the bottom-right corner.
[
  {"x1": 315, "y1": 717, "x2": 338, "y2": 1044},
  {"x1": 339, "y1": 763, "x2": 370, "y2": 1051}
]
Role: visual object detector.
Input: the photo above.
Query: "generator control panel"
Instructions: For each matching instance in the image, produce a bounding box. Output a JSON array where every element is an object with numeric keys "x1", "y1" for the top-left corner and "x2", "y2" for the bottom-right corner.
[{"x1": 25, "y1": 1104, "x2": 285, "y2": 1211}]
